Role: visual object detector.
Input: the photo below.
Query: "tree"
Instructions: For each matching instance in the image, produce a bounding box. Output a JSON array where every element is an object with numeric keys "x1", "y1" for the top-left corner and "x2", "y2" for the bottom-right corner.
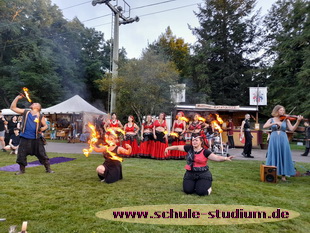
[
  {"x1": 0, "y1": 0, "x2": 112, "y2": 110},
  {"x1": 190, "y1": 0, "x2": 263, "y2": 105},
  {"x1": 149, "y1": 27, "x2": 191, "y2": 79},
  {"x1": 96, "y1": 50, "x2": 180, "y2": 124},
  {"x1": 263, "y1": 0, "x2": 310, "y2": 116}
]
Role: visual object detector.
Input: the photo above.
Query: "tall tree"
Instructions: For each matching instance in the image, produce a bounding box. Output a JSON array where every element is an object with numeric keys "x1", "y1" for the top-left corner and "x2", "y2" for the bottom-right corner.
[
  {"x1": 96, "y1": 50, "x2": 179, "y2": 124},
  {"x1": 149, "y1": 27, "x2": 190, "y2": 79},
  {"x1": 190, "y1": 0, "x2": 262, "y2": 105},
  {"x1": 0, "y1": 0, "x2": 112, "y2": 110},
  {"x1": 263, "y1": 0, "x2": 310, "y2": 116}
]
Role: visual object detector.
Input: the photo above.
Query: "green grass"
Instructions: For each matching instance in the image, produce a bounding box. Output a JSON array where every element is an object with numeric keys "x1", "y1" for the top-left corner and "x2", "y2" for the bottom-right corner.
[
  {"x1": 289, "y1": 143, "x2": 306, "y2": 151},
  {"x1": 0, "y1": 152, "x2": 309, "y2": 233}
]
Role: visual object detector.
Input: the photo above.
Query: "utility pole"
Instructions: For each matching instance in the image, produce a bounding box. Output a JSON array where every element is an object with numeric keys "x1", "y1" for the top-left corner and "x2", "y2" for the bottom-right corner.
[{"x1": 92, "y1": 0, "x2": 139, "y2": 113}]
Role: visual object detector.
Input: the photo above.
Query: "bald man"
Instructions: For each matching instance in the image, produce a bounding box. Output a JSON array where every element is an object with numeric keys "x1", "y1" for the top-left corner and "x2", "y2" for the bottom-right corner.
[{"x1": 10, "y1": 95, "x2": 54, "y2": 175}]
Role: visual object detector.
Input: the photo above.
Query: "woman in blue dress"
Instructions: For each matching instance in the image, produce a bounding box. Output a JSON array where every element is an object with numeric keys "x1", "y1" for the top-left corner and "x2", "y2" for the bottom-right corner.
[{"x1": 263, "y1": 105, "x2": 303, "y2": 181}]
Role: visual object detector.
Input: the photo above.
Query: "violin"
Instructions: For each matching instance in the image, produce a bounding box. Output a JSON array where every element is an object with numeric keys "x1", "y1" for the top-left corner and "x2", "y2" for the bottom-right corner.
[{"x1": 279, "y1": 115, "x2": 308, "y2": 121}]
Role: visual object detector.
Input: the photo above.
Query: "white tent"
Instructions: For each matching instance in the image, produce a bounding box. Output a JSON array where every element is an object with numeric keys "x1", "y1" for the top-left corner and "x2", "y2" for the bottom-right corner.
[
  {"x1": 1, "y1": 109, "x2": 18, "y2": 115},
  {"x1": 41, "y1": 95, "x2": 106, "y2": 136},
  {"x1": 41, "y1": 95, "x2": 106, "y2": 115}
]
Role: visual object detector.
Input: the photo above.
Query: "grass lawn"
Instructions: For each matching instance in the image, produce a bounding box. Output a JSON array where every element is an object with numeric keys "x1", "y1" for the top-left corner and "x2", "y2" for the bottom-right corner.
[{"x1": 0, "y1": 151, "x2": 309, "y2": 233}]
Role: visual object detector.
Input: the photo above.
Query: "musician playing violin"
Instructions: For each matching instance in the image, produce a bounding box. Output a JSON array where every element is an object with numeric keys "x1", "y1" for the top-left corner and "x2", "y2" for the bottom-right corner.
[{"x1": 263, "y1": 105, "x2": 303, "y2": 182}]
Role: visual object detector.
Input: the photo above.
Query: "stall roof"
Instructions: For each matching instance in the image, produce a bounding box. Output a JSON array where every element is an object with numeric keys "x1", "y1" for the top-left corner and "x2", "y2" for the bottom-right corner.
[
  {"x1": 176, "y1": 104, "x2": 258, "y2": 112},
  {"x1": 41, "y1": 95, "x2": 106, "y2": 115},
  {"x1": 1, "y1": 109, "x2": 18, "y2": 115}
]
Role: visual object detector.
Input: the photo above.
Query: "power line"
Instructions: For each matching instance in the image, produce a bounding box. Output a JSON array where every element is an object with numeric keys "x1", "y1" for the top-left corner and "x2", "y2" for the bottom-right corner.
[
  {"x1": 61, "y1": 1, "x2": 90, "y2": 11},
  {"x1": 89, "y1": 2, "x2": 201, "y2": 28},
  {"x1": 0, "y1": 1, "x2": 202, "y2": 50}
]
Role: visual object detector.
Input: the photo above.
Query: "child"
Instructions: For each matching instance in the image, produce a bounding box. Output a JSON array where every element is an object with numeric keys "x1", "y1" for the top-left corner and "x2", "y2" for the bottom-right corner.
[{"x1": 4, "y1": 128, "x2": 20, "y2": 154}]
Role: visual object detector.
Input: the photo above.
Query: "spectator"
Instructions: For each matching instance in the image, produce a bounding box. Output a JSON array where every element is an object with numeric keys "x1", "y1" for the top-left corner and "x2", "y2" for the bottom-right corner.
[
  {"x1": 0, "y1": 110, "x2": 8, "y2": 152},
  {"x1": 4, "y1": 128, "x2": 20, "y2": 154}
]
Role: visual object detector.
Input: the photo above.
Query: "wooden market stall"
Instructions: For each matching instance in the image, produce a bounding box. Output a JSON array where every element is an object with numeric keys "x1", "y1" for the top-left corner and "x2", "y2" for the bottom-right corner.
[{"x1": 175, "y1": 104, "x2": 262, "y2": 148}]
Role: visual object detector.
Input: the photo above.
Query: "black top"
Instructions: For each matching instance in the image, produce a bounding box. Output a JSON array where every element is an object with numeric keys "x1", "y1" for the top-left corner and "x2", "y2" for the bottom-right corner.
[
  {"x1": 244, "y1": 119, "x2": 250, "y2": 129},
  {"x1": 10, "y1": 134, "x2": 20, "y2": 146},
  {"x1": 8, "y1": 121, "x2": 18, "y2": 134}
]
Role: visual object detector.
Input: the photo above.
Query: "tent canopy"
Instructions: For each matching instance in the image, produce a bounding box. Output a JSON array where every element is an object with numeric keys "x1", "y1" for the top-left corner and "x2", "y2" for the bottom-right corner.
[
  {"x1": 1, "y1": 109, "x2": 18, "y2": 115},
  {"x1": 41, "y1": 95, "x2": 106, "y2": 115}
]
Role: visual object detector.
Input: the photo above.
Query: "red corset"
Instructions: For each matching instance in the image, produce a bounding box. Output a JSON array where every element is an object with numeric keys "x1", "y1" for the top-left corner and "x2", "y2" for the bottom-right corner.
[
  {"x1": 174, "y1": 121, "x2": 184, "y2": 129},
  {"x1": 154, "y1": 120, "x2": 166, "y2": 128},
  {"x1": 143, "y1": 123, "x2": 153, "y2": 129},
  {"x1": 125, "y1": 124, "x2": 135, "y2": 133},
  {"x1": 110, "y1": 120, "x2": 119, "y2": 127}
]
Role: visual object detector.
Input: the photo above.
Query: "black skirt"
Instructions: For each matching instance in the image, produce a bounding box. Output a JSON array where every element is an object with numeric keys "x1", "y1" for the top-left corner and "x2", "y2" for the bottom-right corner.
[{"x1": 98, "y1": 158, "x2": 123, "y2": 184}]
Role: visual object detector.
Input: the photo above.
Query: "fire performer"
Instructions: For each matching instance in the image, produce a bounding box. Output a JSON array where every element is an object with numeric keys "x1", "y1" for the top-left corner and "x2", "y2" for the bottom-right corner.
[
  {"x1": 93, "y1": 133, "x2": 132, "y2": 183},
  {"x1": 122, "y1": 115, "x2": 140, "y2": 157},
  {"x1": 152, "y1": 112, "x2": 168, "y2": 159},
  {"x1": 165, "y1": 136, "x2": 234, "y2": 196},
  {"x1": 188, "y1": 114, "x2": 209, "y2": 149},
  {"x1": 10, "y1": 94, "x2": 54, "y2": 175},
  {"x1": 139, "y1": 115, "x2": 155, "y2": 158},
  {"x1": 170, "y1": 111, "x2": 187, "y2": 159}
]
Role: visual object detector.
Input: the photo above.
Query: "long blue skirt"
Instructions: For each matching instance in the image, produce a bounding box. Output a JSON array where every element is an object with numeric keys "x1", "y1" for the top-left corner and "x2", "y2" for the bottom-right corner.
[{"x1": 266, "y1": 131, "x2": 295, "y2": 176}]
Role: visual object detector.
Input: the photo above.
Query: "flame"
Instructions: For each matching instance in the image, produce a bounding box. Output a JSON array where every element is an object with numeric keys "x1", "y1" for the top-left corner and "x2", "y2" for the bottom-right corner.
[
  {"x1": 170, "y1": 132, "x2": 179, "y2": 137},
  {"x1": 198, "y1": 116, "x2": 206, "y2": 122},
  {"x1": 212, "y1": 120, "x2": 223, "y2": 133},
  {"x1": 83, "y1": 123, "x2": 99, "y2": 157},
  {"x1": 23, "y1": 87, "x2": 32, "y2": 103},
  {"x1": 215, "y1": 114, "x2": 224, "y2": 124},
  {"x1": 104, "y1": 145, "x2": 123, "y2": 162},
  {"x1": 34, "y1": 118, "x2": 39, "y2": 123},
  {"x1": 178, "y1": 116, "x2": 189, "y2": 122},
  {"x1": 114, "y1": 127, "x2": 126, "y2": 135},
  {"x1": 106, "y1": 128, "x2": 118, "y2": 137}
]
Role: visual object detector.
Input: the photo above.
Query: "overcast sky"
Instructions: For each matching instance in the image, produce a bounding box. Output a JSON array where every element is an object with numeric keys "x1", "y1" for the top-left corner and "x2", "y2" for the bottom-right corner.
[{"x1": 50, "y1": 0, "x2": 276, "y2": 59}]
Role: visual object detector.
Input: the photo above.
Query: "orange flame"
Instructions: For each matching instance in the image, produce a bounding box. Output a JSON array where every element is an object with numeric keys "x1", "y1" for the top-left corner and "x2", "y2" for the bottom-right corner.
[
  {"x1": 114, "y1": 127, "x2": 125, "y2": 135},
  {"x1": 170, "y1": 132, "x2": 179, "y2": 137},
  {"x1": 83, "y1": 123, "x2": 99, "y2": 157},
  {"x1": 198, "y1": 116, "x2": 206, "y2": 122},
  {"x1": 212, "y1": 120, "x2": 223, "y2": 133},
  {"x1": 106, "y1": 128, "x2": 118, "y2": 137},
  {"x1": 215, "y1": 114, "x2": 224, "y2": 124},
  {"x1": 104, "y1": 145, "x2": 123, "y2": 162},
  {"x1": 23, "y1": 87, "x2": 32, "y2": 103},
  {"x1": 178, "y1": 116, "x2": 189, "y2": 122}
]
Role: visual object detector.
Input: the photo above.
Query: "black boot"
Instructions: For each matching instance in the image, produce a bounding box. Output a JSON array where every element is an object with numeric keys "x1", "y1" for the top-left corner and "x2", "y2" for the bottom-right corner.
[
  {"x1": 15, "y1": 165, "x2": 25, "y2": 175},
  {"x1": 301, "y1": 148, "x2": 309, "y2": 156},
  {"x1": 44, "y1": 161, "x2": 55, "y2": 173}
]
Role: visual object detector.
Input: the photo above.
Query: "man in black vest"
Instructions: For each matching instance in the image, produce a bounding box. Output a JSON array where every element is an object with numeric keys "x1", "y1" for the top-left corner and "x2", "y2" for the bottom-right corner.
[{"x1": 10, "y1": 95, "x2": 54, "y2": 175}]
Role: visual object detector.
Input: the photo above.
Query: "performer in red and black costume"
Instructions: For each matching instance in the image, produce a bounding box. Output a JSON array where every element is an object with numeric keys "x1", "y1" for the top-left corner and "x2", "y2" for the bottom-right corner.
[
  {"x1": 104, "y1": 113, "x2": 123, "y2": 145},
  {"x1": 122, "y1": 115, "x2": 139, "y2": 157},
  {"x1": 165, "y1": 136, "x2": 234, "y2": 196},
  {"x1": 188, "y1": 114, "x2": 209, "y2": 149},
  {"x1": 170, "y1": 111, "x2": 187, "y2": 159},
  {"x1": 139, "y1": 115, "x2": 155, "y2": 158},
  {"x1": 152, "y1": 112, "x2": 168, "y2": 159}
]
